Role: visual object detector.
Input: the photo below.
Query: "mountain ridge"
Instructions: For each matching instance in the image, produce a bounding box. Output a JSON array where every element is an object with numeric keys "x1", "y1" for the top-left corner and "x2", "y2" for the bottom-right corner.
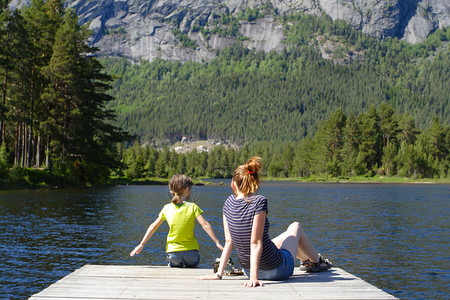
[
  {"x1": 10, "y1": 0, "x2": 448, "y2": 62},
  {"x1": 74, "y1": 0, "x2": 450, "y2": 62}
]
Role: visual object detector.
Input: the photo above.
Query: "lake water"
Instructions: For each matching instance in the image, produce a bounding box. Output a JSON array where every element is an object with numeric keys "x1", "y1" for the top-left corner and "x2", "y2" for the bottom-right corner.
[{"x1": 0, "y1": 182, "x2": 449, "y2": 299}]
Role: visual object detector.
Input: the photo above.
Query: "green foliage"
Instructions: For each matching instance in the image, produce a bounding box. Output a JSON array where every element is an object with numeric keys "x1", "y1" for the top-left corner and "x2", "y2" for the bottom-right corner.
[
  {"x1": 0, "y1": 0, "x2": 128, "y2": 187},
  {"x1": 2, "y1": 7, "x2": 449, "y2": 186},
  {"x1": 172, "y1": 28, "x2": 198, "y2": 49},
  {"x1": 117, "y1": 104, "x2": 448, "y2": 180},
  {"x1": 102, "y1": 13, "x2": 449, "y2": 144},
  {"x1": 1, "y1": 166, "x2": 66, "y2": 187},
  {"x1": 0, "y1": 144, "x2": 8, "y2": 181},
  {"x1": 105, "y1": 26, "x2": 126, "y2": 36}
]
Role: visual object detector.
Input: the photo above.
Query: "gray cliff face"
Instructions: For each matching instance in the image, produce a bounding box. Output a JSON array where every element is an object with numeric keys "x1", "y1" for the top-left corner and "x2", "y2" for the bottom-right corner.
[
  {"x1": 269, "y1": 0, "x2": 449, "y2": 42},
  {"x1": 12, "y1": 0, "x2": 449, "y2": 61},
  {"x1": 65, "y1": 0, "x2": 290, "y2": 61}
]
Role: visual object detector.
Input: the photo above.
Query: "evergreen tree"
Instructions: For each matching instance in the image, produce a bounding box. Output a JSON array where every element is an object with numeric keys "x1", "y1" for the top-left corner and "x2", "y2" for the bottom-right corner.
[
  {"x1": 356, "y1": 105, "x2": 382, "y2": 175},
  {"x1": 292, "y1": 137, "x2": 314, "y2": 177},
  {"x1": 1, "y1": 5, "x2": 30, "y2": 161},
  {"x1": 381, "y1": 141, "x2": 397, "y2": 176},
  {"x1": 21, "y1": 0, "x2": 64, "y2": 168},
  {"x1": 0, "y1": 0, "x2": 10, "y2": 146},
  {"x1": 155, "y1": 153, "x2": 168, "y2": 178},
  {"x1": 397, "y1": 112, "x2": 420, "y2": 145},
  {"x1": 144, "y1": 146, "x2": 158, "y2": 177},
  {"x1": 41, "y1": 9, "x2": 128, "y2": 182},
  {"x1": 280, "y1": 143, "x2": 294, "y2": 177},
  {"x1": 379, "y1": 103, "x2": 400, "y2": 175},
  {"x1": 177, "y1": 154, "x2": 187, "y2": 175},
  {"x1": 340, "y1": 112, "x2": 360, "y2": 176},
  {"x1": 379, "y1": 103, "x2": 400, "y2": 147},
  {"x1": 0, "y1": 143, "x2": 8, "y2": 180},
  {"x1": 125, "y1": 140, "x2": 144, "y2": 178},
  {"x1": 321, "y1": 109, "x2": 346, "y2": 176},
  {"x1": 396, "y1": 141, "x2": 419, "y2": 177},
  {"x1": 426, "y1": 116, "x2": 447, "y2": 161}
]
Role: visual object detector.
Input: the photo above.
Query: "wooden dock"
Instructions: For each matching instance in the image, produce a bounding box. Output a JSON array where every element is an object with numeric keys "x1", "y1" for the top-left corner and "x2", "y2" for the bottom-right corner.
[{"x1": 30, "y1": 265, "x2": 397, "y2": 299}]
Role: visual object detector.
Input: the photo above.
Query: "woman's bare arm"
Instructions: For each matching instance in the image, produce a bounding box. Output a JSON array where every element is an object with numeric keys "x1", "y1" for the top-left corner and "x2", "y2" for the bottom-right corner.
[
  {"x1": 245, "y1": 211, "x2": 266, "y2": 287},
  {"x1": 198, "y1": 215, "x2": 233, "y2": 280}
]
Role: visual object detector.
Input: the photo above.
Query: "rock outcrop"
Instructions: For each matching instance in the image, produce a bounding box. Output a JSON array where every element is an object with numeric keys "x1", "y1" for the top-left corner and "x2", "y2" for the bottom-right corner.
[{"x1": 10, "y1": 0, "x2": 450, "y2": 61}]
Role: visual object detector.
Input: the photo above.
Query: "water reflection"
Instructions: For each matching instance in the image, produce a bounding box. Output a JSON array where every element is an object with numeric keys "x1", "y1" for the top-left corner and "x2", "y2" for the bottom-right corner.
[{"x1": 0, "y1": 183, "x2": 449, "y2": 299}]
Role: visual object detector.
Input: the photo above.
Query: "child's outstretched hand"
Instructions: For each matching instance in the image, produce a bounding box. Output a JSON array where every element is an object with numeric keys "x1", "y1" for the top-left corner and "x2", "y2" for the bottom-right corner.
[
  {"x1": 197, "y1": 273, "x2": 222, "y2": 280},
  {"x1": 130, "y1": 244, "x2": 144, "y2": 256}
]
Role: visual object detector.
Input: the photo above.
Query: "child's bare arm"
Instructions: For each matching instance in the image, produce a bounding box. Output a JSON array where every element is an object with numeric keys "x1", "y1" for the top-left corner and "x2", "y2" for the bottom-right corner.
[
  {"x1": 196, "y1": 214, "x2": 224, "y2": 250},
  {"x1": 130, "y1": 216, "x2": 164, "y2": 256}
]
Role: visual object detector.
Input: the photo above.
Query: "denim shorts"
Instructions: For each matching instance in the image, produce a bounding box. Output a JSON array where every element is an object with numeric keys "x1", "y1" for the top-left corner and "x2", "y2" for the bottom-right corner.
[
  {"x1": 166, "y1": 249, "x2": 200, "y2": 268},
  {"x1": 243, "y1": 249, "x2": 294, "y2": 281}
]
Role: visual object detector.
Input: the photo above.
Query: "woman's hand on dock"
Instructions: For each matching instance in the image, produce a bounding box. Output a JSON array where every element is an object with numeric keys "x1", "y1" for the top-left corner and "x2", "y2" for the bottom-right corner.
[
  {"x1": 130, "y1": 244, "x2": 143, "y2": 256},
  {"x1": 244, "y1": 279, "x2": 263, "y2": 287}
]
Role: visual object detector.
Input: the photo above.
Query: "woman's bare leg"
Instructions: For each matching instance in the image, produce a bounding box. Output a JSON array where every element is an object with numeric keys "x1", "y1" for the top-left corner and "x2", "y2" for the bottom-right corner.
[{"x1": 272, "y1": 222, "x2": 319, "y2": 262}]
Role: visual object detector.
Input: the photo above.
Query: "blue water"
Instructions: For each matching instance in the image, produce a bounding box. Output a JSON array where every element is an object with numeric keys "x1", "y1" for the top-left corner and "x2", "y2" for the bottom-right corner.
[{"x1": 0, "y1": 182, "x2": 449, "y2": 299}]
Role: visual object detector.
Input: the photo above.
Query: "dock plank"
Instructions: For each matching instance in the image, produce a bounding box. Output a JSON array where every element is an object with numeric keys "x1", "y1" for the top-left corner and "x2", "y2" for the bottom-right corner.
[{"x1": 29, "y1": 265, "x2": 397, "y2": 299}]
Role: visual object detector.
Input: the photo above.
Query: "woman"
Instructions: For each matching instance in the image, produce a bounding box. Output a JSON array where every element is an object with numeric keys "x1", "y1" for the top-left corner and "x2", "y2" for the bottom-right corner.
[
  {"x1": 200, "y1": 157, "x2": 331, "y2": 286},
  {"x1": 130, "y1": 174, "x2": 223, "y2": 267}
]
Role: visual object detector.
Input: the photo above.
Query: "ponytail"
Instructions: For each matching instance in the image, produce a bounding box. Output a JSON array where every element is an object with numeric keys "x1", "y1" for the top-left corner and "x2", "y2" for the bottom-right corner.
[
  {"x1": 170, "y1": 192, "x2": 180, "y2": 205},
  {"x1": 169, "y1": 174, "x2": 193, "y2": 204},
  {"x1": 233, "y1": 156, "x2": 262, "y2": 196}
]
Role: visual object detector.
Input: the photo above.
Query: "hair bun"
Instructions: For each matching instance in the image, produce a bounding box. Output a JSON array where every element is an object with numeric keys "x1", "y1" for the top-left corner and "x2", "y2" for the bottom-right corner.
[{"x1": 233, "y1": 156, "x2": 262, "y2": 196}]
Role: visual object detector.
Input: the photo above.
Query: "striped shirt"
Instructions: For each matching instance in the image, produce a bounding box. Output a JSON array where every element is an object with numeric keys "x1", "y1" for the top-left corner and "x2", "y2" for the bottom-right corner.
[{"x1": 223, "y1": 194, "x2": 283, "y2": 270}]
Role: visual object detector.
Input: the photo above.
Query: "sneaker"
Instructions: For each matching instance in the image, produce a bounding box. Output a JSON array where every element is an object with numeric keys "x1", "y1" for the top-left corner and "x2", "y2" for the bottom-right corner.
[
  {"x1": 213, "y1": 258, "x2": 244, "y2": 276},
  {"x1": 299, "y1": 259, "x2": 312, "y2": 271},
  {"x1": 213, "y1": 258, "x2": 221, "y2": 273},
  {"x1": 306, "y1": 254, "x2": 332, "y2": 273}
]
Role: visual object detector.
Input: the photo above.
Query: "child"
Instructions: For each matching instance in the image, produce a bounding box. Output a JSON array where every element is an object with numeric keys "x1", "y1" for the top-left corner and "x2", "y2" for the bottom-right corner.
[
  {"x1": 200, "y1": 157, "x2": 331, "y2": 286},
  {"x1": 130, "y1": 174, "x2": 223, "y2": 267}
]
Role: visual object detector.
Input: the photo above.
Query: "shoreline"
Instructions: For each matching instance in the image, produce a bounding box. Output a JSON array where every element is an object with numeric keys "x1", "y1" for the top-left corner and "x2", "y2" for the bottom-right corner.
[
  {"x1": 1, "y1": 176, "x2": 448, "y2": 191},
  {"x1": 263, "y1": 176, "x2": 449, "y2": 184}
]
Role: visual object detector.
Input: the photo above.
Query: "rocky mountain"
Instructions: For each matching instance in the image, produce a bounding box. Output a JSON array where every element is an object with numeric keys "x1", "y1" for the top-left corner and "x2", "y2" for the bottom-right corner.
[{"x1": 10, "y1": 0, "x2": 450, "y2": 61}]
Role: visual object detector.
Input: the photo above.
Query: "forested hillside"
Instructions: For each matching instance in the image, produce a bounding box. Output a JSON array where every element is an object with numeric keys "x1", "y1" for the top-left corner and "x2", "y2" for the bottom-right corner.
[
  {"x1": 118, "y1": 104, "x2": 449, "y2": 179},
  {"x1": 103, "y1": 14, "x2": 449, "y2": 144}
]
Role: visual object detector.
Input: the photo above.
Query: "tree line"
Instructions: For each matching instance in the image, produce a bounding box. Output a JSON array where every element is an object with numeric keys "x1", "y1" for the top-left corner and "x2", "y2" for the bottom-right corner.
[
  {"x1": 118, "y1": 104, "x2": 449, "y2": 180},
  {"x1": 0, "y1": 0, "x2": 127, "y2": 186}
]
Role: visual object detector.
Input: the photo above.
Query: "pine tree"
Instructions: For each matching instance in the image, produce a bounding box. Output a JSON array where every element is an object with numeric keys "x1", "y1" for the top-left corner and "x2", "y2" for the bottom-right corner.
[
  {"x1": 379, "y1": 103, "x2": 400, "y2": 175},
  {"x1": 379, "y1": 103, "x2": 400, "y2": 147},
  {"x1": 281, "y1": 142, "x2": 294, "y2": 177},
  {"x1": 41, "y1": 9, "x2": 128, "y2": 183},
  {"x1": 397, "y1": 112, "x2": 420, "y2": 145},
  {"x1": 356, "y1": 105, "x2": 382, "y2": 175},
  {"x1": 1, "y1": 5, "x2": 30, "y2": 158},
  {"x1": 0, "y1": 143, "x2": 8, "y2": 179},
  {"x1": 292, "y1": 137, "x2": 314, "y2": 177},
  {"x1": 340, "y1": 112, "x2": 360, "y2": 176},
  {"x1": 0, "y1": 0, "x2": 9, "y2": 146},
  {"x1": 21, "y1": 0, "x2": 64, "y2": 168},
  {"x1": 427, "y1": 116, "x2": 447, "y2": 161},
  {"x1": 310, "y1": 109, "x2": 346, "y2": 175},
  {"x1": 144, "y1": 146, "x2": 158, "y2": 177}
]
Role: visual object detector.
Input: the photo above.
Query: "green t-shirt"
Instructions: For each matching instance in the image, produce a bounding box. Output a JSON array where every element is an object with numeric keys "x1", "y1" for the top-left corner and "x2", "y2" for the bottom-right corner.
[{"x1": 158, "y1": 201, "x2": 203, "y2": 253}]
